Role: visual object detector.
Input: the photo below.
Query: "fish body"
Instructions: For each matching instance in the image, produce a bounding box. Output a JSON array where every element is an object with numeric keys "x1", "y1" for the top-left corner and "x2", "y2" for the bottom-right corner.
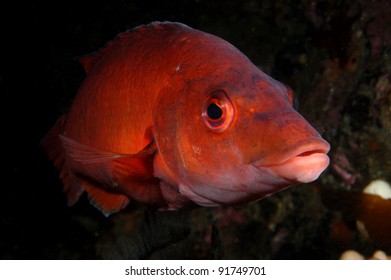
[{"x1": 43, "y1": 22, "x2": 330, "y2": 216}]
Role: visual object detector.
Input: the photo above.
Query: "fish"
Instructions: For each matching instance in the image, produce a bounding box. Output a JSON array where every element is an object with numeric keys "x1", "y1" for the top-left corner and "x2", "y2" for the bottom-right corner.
[{"x1": 42, "y1": 21, "x2": 330, "y2": 216}]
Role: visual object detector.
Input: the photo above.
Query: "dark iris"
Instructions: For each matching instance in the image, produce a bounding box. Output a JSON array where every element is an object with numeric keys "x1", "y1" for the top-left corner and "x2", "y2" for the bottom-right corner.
[{"x1": 207, "y1": 103, "x2": 223, "y2": 120}]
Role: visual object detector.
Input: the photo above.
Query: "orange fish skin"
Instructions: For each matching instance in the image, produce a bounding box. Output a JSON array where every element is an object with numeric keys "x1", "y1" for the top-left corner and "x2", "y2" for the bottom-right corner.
[{"x1": 42, "y1": 22, "x2": 330, "y2": 215}]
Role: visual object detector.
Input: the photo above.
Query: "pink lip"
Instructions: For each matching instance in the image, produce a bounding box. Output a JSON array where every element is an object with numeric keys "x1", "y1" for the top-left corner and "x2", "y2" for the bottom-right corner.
[
  {"x1": 271, "y1": 152, "x2": 330, "y2": 183},
  {"x1": 253, "y1": 138, "x2": 330, "y2": 183}
]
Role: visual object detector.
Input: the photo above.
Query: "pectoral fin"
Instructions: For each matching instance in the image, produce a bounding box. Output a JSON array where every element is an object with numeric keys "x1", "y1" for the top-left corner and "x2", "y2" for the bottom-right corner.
[
  {"x1": 59, "y1": 135, "x2": 157, "y2": 214},
  {"x1": 60, "y1": 135, "x2": 156, "y2": 183},
  {"x1": 83, "y1": 181, "x2": 130, "y2": 217}
]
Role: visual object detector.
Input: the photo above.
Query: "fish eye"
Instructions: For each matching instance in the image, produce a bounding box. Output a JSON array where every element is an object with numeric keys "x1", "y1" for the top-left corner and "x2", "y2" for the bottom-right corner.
[{"x1": 202, "y1": 90, "x2": 234, "y2": 133}]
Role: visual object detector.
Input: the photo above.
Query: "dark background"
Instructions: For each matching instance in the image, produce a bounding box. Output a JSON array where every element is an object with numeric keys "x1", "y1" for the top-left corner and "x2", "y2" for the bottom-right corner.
[{"x1": 2, "y1": 0, "x2": 391, "y2": 259}]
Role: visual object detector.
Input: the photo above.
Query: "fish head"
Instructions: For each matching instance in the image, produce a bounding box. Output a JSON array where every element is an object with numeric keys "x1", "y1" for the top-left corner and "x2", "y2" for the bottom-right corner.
[{"x1": 154, "y1": 51, "x2": 330, "y2": 208}]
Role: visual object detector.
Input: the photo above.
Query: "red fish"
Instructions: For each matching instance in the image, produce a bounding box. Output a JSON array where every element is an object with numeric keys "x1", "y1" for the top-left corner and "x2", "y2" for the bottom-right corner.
[{"x1": 42, "y1": 22, "x2": 330, "y2": 216}]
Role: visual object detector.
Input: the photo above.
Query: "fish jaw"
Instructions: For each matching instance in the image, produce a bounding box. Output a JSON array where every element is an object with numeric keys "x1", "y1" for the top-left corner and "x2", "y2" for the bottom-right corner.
[
  {"x1": 253, "y1": 138, "x2": 330, "y2": 184},
  {"x1": 176, "y1": 139, "x2": 330, "y2": 207},
  {"x1": 268, "y1": 152, "x2": 330, "y2": 183},
  {"x1": 156, "y1": 133, "x2": 330, "y2": 208}
]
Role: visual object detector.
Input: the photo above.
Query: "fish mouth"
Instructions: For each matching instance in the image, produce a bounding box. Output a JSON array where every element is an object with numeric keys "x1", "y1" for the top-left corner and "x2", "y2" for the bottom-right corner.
[{"x1": 253, "y1": 138, "x2": 330, "y2": 183}]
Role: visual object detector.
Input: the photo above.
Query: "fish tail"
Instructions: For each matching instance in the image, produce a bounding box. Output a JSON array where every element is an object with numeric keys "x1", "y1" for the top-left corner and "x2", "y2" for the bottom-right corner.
[{"x1": 41, "y1": 115, "x2": 83, "y2": 205}]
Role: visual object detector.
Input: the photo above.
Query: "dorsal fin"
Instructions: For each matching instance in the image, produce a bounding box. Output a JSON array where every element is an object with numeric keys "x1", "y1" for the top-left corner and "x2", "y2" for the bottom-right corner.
[
  {"x1": 76, "y1": 22, "x2": 190, "y2": 73},
  {"x1": 76, "y1": 23, "x2": 153, "y2": 73},
  {"x1": 77, "y1": 53, "x2": 101, "y2": 73},
  {"x1": 76, "y1": 30, "x2": 137, "y2": 73}
]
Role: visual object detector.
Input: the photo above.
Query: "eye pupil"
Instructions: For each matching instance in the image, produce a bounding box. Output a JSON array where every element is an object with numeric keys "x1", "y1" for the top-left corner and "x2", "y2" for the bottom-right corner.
[
  {"x1": 207, "y1": 103, "x2": 223, "y2": 120},
  {"x1": 202, "y1": 90, "x2": 234, "y2": 133}
]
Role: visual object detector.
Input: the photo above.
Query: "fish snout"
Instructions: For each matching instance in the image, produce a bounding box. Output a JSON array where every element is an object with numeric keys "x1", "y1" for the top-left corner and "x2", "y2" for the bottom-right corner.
[{"x1": 254, "y1": 138, "x2": 330, "y2": 184}]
